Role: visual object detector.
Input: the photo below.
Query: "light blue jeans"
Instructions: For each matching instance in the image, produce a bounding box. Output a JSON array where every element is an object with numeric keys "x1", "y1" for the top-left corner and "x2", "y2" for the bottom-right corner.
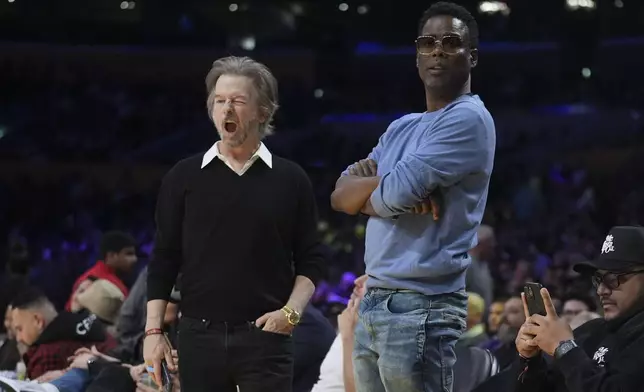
[
  {"x1": 353, "y1": 288, "x2": 467, "y2": 392},
  {"x1": 49, "y1": 368, "x2": 91, "y2": 392}
]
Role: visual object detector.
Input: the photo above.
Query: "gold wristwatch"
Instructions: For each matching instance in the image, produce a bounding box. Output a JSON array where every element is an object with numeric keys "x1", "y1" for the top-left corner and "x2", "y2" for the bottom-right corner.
[{"x1": 281, "y1": 306, "x2": 301, "y2": 326}]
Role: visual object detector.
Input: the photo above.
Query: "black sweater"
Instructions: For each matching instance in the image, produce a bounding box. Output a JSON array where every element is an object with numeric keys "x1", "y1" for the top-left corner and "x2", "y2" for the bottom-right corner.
[{"x1": 147, "y1": 153, "x2": 325, "y2": 322}]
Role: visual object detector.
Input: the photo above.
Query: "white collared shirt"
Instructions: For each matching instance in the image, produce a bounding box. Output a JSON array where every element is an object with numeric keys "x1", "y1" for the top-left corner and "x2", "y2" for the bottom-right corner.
[{"x1": 201, "y1": 141, "x2": 273, "y2": 175}]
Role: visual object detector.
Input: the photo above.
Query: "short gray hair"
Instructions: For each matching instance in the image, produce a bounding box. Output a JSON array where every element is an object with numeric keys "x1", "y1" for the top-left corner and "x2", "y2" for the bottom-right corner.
[{"x1": 205, "y1": 56, "x2": 279, "y2": 137}]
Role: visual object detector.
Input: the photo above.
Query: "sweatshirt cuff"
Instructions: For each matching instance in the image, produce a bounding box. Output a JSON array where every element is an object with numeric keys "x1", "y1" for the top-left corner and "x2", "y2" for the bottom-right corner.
[{"x1": 370, "y1": 185, "x2": 398, "y2": 218}]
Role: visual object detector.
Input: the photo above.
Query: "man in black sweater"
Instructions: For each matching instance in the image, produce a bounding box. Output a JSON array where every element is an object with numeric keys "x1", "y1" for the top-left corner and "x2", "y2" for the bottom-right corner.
[{"x1": 143, "y1": 56, "x2": 325, "y2": 392}]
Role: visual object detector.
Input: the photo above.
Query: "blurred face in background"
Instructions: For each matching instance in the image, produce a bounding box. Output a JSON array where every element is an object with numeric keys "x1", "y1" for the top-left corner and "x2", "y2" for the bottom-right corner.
[
  {"x1": 10, "y1": 308, "x2": 45, "y2": 346},
  {"x1": 502, "y1": 297, "x2": 525, "y2": 330},
  {"x1": 107, "y1": 246, "x2": 138, "y2": 273},
  {"x1": 562, "y1": 299, "x2": 589, "y2": 325},
  {"x1": 487, "y1": 301, "x2": 504, "y2": 334}
]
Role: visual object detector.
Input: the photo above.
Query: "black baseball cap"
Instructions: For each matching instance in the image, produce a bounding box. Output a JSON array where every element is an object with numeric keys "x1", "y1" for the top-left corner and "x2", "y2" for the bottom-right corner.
[{"x1": 573, "y1": 226, "x2": 644, "y2": 275}]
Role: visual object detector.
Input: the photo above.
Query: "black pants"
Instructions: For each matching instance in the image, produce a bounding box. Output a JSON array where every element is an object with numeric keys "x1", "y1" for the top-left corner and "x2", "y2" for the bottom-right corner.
[{"x1": 178, "y1": 316, "x2": 293, "y2": 392}]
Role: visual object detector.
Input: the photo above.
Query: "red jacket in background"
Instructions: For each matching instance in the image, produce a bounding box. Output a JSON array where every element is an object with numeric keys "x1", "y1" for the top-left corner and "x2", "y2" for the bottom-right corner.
[{"x1": 65, "y1": 261, "x2": 129, "y2": 311}]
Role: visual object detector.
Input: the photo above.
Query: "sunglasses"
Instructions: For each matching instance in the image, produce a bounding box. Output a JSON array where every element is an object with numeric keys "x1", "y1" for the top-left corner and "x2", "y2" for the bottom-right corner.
[
  {"x1": 415, "y1": 34, "x2": 466, "y2": 55},
  {"x1": 591, "y1": 270, "x2": 644, "y2": 290}
]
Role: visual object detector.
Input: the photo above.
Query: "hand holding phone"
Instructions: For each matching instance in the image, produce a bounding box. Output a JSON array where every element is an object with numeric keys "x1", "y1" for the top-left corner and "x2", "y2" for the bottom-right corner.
[{"x1": 523, "y1": 282, "x2": 547, "y2": 316}]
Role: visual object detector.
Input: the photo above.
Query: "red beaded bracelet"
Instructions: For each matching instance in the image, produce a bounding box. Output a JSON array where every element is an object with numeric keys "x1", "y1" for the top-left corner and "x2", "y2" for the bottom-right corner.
[{"x1": 145, "y1": 328, "x2": 164, "y2": 337}]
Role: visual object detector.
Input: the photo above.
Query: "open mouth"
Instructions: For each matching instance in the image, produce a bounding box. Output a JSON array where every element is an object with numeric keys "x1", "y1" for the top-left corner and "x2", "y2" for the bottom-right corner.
[{"x1": 224, "y1": 121, "x2": 238, "y2": 133}]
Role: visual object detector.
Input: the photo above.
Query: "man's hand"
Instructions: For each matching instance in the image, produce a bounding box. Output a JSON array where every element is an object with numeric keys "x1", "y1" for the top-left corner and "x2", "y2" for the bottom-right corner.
[
  {"x1": 338, "y1": 297, "x2": 359, "y2": 340},
  {"x1": 522, "y1": 288, "x2": 574, "y2": 356},
  {"x1": 129, "y1": 364, "x2": 147, "y2": 383},
  {"x1": 143, "y1": 333, "x2": 176, "y2": 387},
  {"x1": 515, "y1": 292, "x2": 541, "y2": 359},
  {"x1": 255, "y1": 309, "x2": 294, "y2": 335},
  {"x1": 67, "y1": 353, "x2": 94, "y2": 370},
  {"x1": 348, "y1": 159, "x2": 378, "y2": 177},
  {"x1": 411, "y1": 193, "x2": 441, "y2": 221}
]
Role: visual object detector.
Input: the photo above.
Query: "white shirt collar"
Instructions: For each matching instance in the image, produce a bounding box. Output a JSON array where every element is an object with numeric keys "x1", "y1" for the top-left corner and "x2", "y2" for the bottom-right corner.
[{"x1": 201, "y1": 141, "x2": 273, "y2": 170}]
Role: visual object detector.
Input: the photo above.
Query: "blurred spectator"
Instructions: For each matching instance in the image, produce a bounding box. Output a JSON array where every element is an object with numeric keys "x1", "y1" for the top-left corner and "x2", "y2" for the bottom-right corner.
[
  {"x1": 467, "y1": 225, "x2": 496, "y2": 307},
  {"x1": 0, "y1": 306, "x2": 21, "y2": 371},
  {"x1": 10, "y1": 287, "x2": 117, "y2": 379},
  {"x1": 69, "y1": 276, "x2": 98, "y2": 313},
  {"x1": 486, "y1": 299, "x2": 506, "y2": 336},
  {"x1": 0, "y1": 240, "x2": 32, "y2": 333},
  {"x1": 76, "y1": 279, "x2": 126, "y2": 326},
  {"x1": 65, "y1": 231, "x2": 137, "y2": 311},
  {"x1": 561, "y1": 292, "x2": 597, "y2": 327},
  {"x1": 458, "y1": 293, "x2": 488, "y2": 348}
]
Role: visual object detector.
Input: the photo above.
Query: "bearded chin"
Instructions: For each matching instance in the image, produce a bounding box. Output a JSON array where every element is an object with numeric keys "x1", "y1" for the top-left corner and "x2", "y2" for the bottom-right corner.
[{"x1": 219, "y1": 129, "x2": 248, "y2": 148}]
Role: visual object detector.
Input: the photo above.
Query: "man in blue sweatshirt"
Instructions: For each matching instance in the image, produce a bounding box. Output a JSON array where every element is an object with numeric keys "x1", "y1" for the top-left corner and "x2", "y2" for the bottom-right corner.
[{"x1": 330, "y1": 3, "x2": 496, "y2": 391}]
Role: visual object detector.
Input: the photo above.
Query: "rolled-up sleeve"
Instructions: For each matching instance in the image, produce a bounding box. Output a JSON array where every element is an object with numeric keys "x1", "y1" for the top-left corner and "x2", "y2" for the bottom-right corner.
[
  {"x1": 293, "y1": 166, "x2": 326, "y2": 286},
  {"x1": 370, "y1": 104, "x2": 492, "y2": 218},
  {"x1": 148, "y1": 164, "x2": 185, "y2": 301}
]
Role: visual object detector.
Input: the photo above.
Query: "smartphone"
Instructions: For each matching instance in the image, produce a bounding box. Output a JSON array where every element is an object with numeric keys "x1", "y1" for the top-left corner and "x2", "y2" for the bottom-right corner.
[
  {"x1": 161, "y1": 360, "x2": 173, "y2": 392},
  {"x1": 523, "y1": 282, "x2": 547, "y2": 316}
]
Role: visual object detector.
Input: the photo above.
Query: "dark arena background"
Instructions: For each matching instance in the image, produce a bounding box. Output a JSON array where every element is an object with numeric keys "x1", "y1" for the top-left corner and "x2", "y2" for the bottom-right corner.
[{"x1": 0, "y1": 0, "x2": 643, "y2": 390}]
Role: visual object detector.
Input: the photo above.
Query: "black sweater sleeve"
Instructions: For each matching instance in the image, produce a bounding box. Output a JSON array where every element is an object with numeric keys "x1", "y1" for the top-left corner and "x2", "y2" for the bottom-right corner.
[
  {"x1": 147, "y1": 163, "x2": 185, "y2": 301},
  {"x1": 514, "y1": 355, "x2": 557, "y2": 392},
  {"x1": 554, "y1": 346, "x2": 644, "y2": 392},
  {"x1": 292, "y1": 165, "x2": 326, "y2": 286}
]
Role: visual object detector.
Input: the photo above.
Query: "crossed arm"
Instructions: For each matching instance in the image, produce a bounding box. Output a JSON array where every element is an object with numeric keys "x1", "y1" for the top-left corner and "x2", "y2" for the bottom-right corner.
[
  {"x1": 330, "y1": 160, "x2": 437, "y2": 218},
  {"x1": 331, "y1": 105, "x2": 490, "y2": 218}
]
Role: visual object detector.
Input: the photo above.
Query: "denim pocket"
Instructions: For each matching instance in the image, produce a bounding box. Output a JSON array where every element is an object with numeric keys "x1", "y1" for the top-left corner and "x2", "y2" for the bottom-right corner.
[{"x1": 384, "y1": 291, "x2": 431, "y2": 315}]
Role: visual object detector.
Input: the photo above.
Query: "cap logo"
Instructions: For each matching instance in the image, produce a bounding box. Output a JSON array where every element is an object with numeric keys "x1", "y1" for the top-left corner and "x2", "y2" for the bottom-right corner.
[{"x1": 601, "y1": 235, "x2": 615, "y2": 254}]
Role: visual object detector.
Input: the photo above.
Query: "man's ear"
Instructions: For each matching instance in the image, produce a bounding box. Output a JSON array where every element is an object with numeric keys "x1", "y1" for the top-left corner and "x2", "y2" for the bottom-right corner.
[
  {"x1": 470, "y1": 49, "x2": 479, "y2": 68},
  {"x1": 258, "y1": 107, "x2": 269, "y2": 124}
]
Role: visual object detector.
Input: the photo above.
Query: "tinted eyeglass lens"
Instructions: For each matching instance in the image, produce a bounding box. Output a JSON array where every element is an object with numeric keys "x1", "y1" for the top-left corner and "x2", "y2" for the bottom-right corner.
[{"x1": 416, "y1": 35, "x2": 464, "y2": 55}]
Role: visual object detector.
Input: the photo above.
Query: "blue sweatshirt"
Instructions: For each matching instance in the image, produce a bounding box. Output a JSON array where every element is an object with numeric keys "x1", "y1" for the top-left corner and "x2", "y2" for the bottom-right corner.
[{"x1": 342, "y1": 94, "x2": 496, "y2": 295}]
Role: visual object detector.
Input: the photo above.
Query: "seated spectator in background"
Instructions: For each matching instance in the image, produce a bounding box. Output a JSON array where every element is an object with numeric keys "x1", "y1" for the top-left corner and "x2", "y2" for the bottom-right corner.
[
  {"x1": 0, "y1": 306, "x2": 21, "y2": 371},
  {"x1": 311, "y1": 274, "x2": 367, "y2": 392},
  {"x1": 108, "y1": 266, "x2": 148, "y2": 364},
  {"x1": 107, "y1": 267, "x2": 180, "y2": 364},
  {"x1": 0, "y1": 240, "x2": 32, "y2": 334},
  {"x1": 561, "y1": 292, "x2": 597, "y2": 327},
  {"x1": 486, "y1": 299, "x2": 505, "y2": 336},
  {"x1": 10, "y1": 287, "x2": 116, "y2": 379},
  {"x1": 457, "y1": 292, "x2": 488, "y2": 348},
  {"x1": 481, "y1": 296, "x2": 526, "y2": 369},
  {"x1": 569, "y1": 310, "x2": 601, "y2": 330},
  {"x1": 65, "y1": 231, "x2": 137, "y2": 311},
  {"x1": 466, "y1": 225, "x2": 496, "y2": 307},
  {"x1": 68, "y1": 276, "x2": 98, "y2": 313},
  {"x1": 75, "y1": 279, "x2": 125, "y2": 328},
  {"x1": 292, "y1": 304, "x2": 336, "y2": 392}
]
